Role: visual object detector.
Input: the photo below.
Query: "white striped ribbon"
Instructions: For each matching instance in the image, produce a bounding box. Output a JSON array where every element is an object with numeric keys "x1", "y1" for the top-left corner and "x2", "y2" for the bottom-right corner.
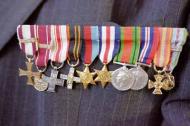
[
  {"x1": 17, "y1": 25, "x2": 38, "y2": 56},
  {"x1": 49, "y1": 25, "x2": 70, "y2": 63},
  {"x1": 99, "y1": 26, "x2": 118, "y2": 64}
]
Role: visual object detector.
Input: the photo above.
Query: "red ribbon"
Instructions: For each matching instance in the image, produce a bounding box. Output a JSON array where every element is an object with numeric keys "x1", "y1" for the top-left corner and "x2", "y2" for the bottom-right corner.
[{"x1": 35, "y1": 25, "x2": 51, "y2": 67}]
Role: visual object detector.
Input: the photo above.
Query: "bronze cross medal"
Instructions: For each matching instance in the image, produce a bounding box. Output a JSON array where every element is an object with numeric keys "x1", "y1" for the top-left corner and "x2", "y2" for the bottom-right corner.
[
  {"x1": 19, "y1": 61, "x2": 41, "y2": 85},
  {"x1": 60, "y1": 67, "x2": 80, "y2": 89},
  {"x1": 148, "y1": 74, "x2": 165, "y2": 95},
  {"x1": 42, "y1": 69, "x2": 64, "y2": 92}
]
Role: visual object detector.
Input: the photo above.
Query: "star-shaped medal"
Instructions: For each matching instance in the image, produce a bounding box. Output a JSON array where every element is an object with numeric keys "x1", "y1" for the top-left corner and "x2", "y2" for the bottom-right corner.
[
  {"x1": 76, "y1": 65, "x2": 96, "y2": 89},
  {"x1": 94, "y1": 65, "x2": 112, "y2": 88}
]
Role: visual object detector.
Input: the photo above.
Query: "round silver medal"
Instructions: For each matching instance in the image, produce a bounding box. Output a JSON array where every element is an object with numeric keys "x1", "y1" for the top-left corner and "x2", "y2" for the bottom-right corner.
[
  {"x1": 34, "y1": 77, "x2": 48, "y2": 91},
  {"x1": 129, "y1": 66, "x2": 148, "y2": 90},
  {"x1": 111, "y1": 66, "x2": 135, "y2": 91}
]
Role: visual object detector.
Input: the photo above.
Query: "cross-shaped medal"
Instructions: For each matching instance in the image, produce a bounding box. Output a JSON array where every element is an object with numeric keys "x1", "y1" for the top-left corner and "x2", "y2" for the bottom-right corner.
[
  {"x1": 60, "y1": 67, "x2": 80, "y2": 89},
  {"x1": 148, "y1": 74, "x2": 165, "y2": 95},
  {"x1": 19, "y1": 62, "x2": 41, "y2": 85},
  {"x1": 42, "y1": 69, "x2": 64, "y2": 92}
]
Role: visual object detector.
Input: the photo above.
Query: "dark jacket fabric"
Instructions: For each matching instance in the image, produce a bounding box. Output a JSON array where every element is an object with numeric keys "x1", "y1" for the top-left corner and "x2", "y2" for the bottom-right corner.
[{"x1": 0, "y1": 0, "x2": 190, "y2": 126}]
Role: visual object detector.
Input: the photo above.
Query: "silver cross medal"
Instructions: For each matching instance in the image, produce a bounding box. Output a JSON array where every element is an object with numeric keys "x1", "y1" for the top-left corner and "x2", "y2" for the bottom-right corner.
[
  {"x1": 42, "y1": 69, "x2": 64, "y2": 92},
  {"x1": 60, "y1": 67, "x2": 80, "y2": 89}
]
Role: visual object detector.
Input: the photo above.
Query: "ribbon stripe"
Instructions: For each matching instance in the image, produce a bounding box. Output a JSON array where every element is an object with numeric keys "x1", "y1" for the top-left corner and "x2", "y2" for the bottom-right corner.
[
  {"x1": 82, "y1": 26, "x2": 99, "y2": 64},
  {"x1": 17, "y1": 25, "x2": 38, "y2": 56},
  {"x1": 154, "y1": 28, "x2": 173, "y2": 67},
  {"x1": 167, "y1": 28, "x2": 188, "y2": 71},
  {"x1": 99, "y1": 26, "x2": 120, "y2": 64},
  {"x1": 35, "y1": 25, "x2": 51, "y2": 67},
  {"x1": 138, "y1": 27, "x2": 160, "y2": 65},
  {"x1": 132, "y1": 27, "x2": 141, "y2": 64},
  {"x1": 49, "y1": 25, "x2": 70, "y2": 63},
  {"x1": 114, "y1": 27, "x2": 141, "y2": 65},
  {"x1": 115, "y1": 27, "x2": 131, "y2": 63},
  {"x1": 68, "y1": 25, "x2": 82, "y2": 61}
]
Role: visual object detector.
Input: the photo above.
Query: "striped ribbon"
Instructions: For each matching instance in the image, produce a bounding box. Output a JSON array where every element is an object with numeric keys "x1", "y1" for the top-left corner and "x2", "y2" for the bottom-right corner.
[
  {"x1": 167, "y1": 28, "x2": 188, "y2": 72},
  {"x1": 35, "y1": 25, "x2": 51, "y2": 67},
  {"x1": 68, "y1": 25, "x2": 82, "y2": 61},
  {"x1": 114, "y1": 27, "x2": 141, "y2": 65},
  {"x1": 82, "y1": 26, "x2": 99, "y2": 64},
  {"x1": 138, "y1": 27, "x2": 160, "y2": 65},
  {"x1": 17, "y1": 25, "x2": 38, "y2": 56},
  {"x1": 99, "y1": 26, "x2": 120, "y2": 64},
  {"x1": 154, "y1": 28, "x2": 173, "y2": 67},
  {"x1": 49, "y1": 25, "x2": 70, "y2": 63}
]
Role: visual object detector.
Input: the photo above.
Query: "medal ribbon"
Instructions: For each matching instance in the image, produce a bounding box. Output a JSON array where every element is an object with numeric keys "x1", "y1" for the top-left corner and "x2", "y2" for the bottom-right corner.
[
  {"x1": 154, "y1": 28, "x2": 173, "y2": 67},
  {"x1": 138, "y1": 27, "x2": 160, "y2": 65},
  {"x1": 114, "y1": 27, "x2": 141, "y2": 65},
  {"x1": 49, "y1": 25, "x2": 70, "y2": 63},
  {"x1": 167, "y1": 28, "x2": 188, "y2": 72},
  {"x1": 82, "y1": 26, "x2": 99, "y2": 64},
  {"x1": 68, "y1": 25, "x2": 82, "y2": 61},
  {"x1": 17, "y1": 25, "x2": 38, "y2": 56},
  {"x1": 99, "y1": 26, "x2": 120, "y2": 64},
  {"x1": 35, "y1": 25, "x2": 51, "y2": 67}
]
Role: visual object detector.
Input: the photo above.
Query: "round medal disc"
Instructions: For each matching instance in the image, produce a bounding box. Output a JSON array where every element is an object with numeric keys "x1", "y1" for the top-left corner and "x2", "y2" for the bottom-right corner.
[
  {"x1": 34, "y1": 78, "x2": 48, "y2": 91},
  {"x1": 129, "y1": 66, "x2": 148, "y2": 90},
  {"x1": 111, "y1": 66, "x2": 135, "y2": 91}
]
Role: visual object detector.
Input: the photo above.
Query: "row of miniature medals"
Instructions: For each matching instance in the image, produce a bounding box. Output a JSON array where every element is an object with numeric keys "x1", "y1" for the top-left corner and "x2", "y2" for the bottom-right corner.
[
  {"x1": 19, "y1": 51, "x2": 174, "y2": 95},
  {"x1": 19, "y1": 56, "x2": 174, "y2": 95},
  {"x1": 18, "y1": 26, "x2": 178, "y2": 95}
]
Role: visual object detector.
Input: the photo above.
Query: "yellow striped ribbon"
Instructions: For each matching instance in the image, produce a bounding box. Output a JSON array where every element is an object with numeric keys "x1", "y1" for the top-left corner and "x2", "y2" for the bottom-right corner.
[{"x1": 154, "y1": 28, "x2": 173, "y2": 67}]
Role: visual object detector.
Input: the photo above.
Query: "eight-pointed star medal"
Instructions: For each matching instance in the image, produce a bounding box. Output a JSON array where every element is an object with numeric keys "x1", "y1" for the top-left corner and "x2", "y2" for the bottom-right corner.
[
  {"x1": 94, "y1": 65, "x2": 112, "y2": 88},
  {"x1": 76, "y1": 65, "x2": 96, "y2": 89}
]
